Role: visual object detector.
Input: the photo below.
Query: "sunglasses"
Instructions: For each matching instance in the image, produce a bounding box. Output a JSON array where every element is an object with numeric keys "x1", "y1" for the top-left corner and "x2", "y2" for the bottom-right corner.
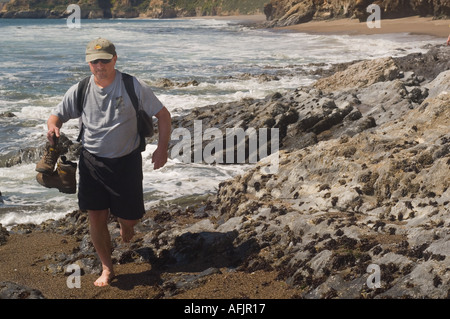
[{"x1": 90, "y1": 59, "x2": 112, "y2": 64}]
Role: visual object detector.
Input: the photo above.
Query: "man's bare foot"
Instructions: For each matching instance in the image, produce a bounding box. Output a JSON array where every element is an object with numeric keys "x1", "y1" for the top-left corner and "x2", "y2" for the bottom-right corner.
[
  {"x1": 118, "y1": 218, "x2": 137, "y2": 243},
  {"x1": 94, "y1": 268, "x2": 115, "y2": 287}
]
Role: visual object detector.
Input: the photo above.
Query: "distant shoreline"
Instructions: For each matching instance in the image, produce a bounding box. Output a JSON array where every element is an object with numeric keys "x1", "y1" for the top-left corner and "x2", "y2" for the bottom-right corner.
[
  {"x1": 181, "y1": 14, "x2": 449, "y2": 41},
  {"x1": 2, "y1": 13, "x2": 448, "y2": 40},
  {"x1": 274, "y1": 16, "x2": 450, "y2": 39}
]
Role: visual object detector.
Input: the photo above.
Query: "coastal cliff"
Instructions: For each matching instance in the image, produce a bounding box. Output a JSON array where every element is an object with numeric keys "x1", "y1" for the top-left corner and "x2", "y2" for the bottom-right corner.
[
  {"x1": 0, "y1": 0, "x2": 268, "y2": 18},
  {"x1": 3, "y1": 0, "x2": 449, "y2": 21},
  {"x1": 1, "y1": 44, "x2": 449, "y2": 299},
  {"x1": 264, "y1": 0, "x2": 450, "y2": 27}
]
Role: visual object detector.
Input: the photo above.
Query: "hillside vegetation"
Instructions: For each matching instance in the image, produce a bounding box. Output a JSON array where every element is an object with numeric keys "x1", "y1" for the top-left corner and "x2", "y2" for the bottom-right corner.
[{"x1": 0, "y1": 0, "x2": 268, "y2": 18}]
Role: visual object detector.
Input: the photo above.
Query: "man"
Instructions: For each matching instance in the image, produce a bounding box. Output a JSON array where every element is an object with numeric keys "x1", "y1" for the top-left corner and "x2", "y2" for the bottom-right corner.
[
  {"x1": 447, "y1": 34, "x2": 450, "y2": 46},
  {"x1": 46, "y1": 38, "x2": 171, "y2": 286}
]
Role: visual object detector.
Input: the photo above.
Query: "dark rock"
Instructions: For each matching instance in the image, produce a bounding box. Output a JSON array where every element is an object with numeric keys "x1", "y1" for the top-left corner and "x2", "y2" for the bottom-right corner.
[
  {"x1": 0, "y1": 281, "x2": 45, "y2": 299},
  {"x1": 0, "y1": 224, "x2": 8, "y2": 246},
  {"x1": 0, "y1": 112, "x2": 16, "y2": 118},
  {"x1": 161, "y1": 267, "x2": 222, "y2": 296}
]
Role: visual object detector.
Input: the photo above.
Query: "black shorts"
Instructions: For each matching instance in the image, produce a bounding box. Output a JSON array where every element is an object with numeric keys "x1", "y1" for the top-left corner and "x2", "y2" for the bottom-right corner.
[{"x1": 78, "y1": 148, "x2": 145, "y2": 220}]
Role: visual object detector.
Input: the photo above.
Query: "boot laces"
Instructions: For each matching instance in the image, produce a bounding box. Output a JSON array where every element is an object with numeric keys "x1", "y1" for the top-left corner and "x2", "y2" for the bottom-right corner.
[{"x1": 44, "y1": 147, "x2": 59, "y2": 165}]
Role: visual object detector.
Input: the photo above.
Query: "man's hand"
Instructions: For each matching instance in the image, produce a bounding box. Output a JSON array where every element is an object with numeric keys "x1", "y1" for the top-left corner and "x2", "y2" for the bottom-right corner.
[
  {"x1": 152, "y1": 146, "x2": 168, "y2": 170},
  {"x1": 153, "y1": 106, "x2": 172, "y2": 170},
  {"x1": 47, "y1": 115, "x2": 62, "y2": 146}
]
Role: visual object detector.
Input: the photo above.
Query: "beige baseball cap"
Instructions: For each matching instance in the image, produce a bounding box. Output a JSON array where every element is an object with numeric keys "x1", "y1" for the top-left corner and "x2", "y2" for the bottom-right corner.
[{"x1": 85, "y1": 38, "x2": 116, "y2": 62}]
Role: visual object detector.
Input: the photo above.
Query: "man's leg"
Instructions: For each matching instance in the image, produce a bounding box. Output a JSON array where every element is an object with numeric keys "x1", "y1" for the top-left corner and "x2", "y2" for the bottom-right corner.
[
  {"x1": 117, "y1": 217, "x2": 138, "y2": 243},
  {"x1": 88, "y1": 209, "x2": 114, "y2": 287}
]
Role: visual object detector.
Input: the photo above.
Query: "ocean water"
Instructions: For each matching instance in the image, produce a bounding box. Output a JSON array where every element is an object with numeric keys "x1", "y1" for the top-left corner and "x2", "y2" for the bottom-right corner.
[{"x1": 0, "y1": 17, "x2": 441, "y2": 228}]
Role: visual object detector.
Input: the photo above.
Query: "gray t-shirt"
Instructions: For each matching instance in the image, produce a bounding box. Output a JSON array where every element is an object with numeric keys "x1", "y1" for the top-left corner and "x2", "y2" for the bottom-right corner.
[{"x1": 52, "y1": 70, "x2": 163, "y2": 158}]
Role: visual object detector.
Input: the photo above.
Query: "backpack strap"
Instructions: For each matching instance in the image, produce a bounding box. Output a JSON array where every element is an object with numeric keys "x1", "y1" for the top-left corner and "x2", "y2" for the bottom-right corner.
[
  {"x1": 122, "y1": 72, "x2": 151, "y2": 151},
  {"x1": 122, "y1": 73, "x2": 139, "y2": 113},
  {"x1": 76, "y1": 76, "x2": 90, "y2": 142}
]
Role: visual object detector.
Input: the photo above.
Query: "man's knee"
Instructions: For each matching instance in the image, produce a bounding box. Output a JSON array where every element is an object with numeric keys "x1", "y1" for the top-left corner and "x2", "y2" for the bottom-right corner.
[
  {"x1": 117, "y1": 217, "x2": 138, "y2": 227},
  {"x1": 88, "y1": 209, "x2": 109, "y2": 225}
]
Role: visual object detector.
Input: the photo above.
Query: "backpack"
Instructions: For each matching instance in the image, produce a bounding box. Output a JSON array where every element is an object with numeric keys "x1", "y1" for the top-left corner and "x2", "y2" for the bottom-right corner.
[{"x1": 75, "y1": 72, "x2": 153, "y2": 152}]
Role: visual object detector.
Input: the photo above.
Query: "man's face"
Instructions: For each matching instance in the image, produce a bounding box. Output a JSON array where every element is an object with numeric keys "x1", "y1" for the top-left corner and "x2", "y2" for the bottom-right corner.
[{"x1": 88, "y1": 55, "x2": 117, "y2": 81}]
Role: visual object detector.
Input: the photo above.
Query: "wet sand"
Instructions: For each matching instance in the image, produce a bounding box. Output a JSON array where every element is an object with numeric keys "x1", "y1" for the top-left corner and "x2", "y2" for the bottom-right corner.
[{"x1": 0, "y1": 225, "x2": 302, "y2": 299}]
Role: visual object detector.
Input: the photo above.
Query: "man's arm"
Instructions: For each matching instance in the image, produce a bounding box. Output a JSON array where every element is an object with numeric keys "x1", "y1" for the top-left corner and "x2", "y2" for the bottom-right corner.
[
  {"x1": 152, "y1": 106, "x2": 171, "y2": 170},
  {"x1": 47, "y1": 114, "x2": 63, "y2": 146}
]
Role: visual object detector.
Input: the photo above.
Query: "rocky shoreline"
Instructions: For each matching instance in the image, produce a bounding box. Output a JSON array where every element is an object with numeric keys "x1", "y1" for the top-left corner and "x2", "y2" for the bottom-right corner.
[
  {"x1": 1, "y1": 0, "x2": 449, "y2": 22},
  {"x1": 264, "y1": 0, "x2": 449, "y2": 27},
  {"x1": 1, "y1": 44, "x2": 449, "y2": 299},
  {"x1": 0, "y1": 0, "x2": 267, "y2": 19}
]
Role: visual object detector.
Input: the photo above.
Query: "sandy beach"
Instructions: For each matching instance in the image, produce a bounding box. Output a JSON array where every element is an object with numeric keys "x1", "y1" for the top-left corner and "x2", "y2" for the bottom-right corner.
[
  {"x1": 0, "y1": 210, "x2": 302, "y2": 299},
  {"x1": 275, "y1": 16, "x2": 450, "y2": 39},
  {"x1": 183, "y1": 14, "x2": 449, "y2": 40}
]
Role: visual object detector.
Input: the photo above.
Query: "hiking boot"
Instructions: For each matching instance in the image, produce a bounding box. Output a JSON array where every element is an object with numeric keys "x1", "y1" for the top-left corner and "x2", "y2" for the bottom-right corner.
[
  {"x1": 36, "y1": 156, "x2": 77, "y2": 194},
  {"x1": 35, "y1": 141, "x2": 61, "y2": 175}
]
